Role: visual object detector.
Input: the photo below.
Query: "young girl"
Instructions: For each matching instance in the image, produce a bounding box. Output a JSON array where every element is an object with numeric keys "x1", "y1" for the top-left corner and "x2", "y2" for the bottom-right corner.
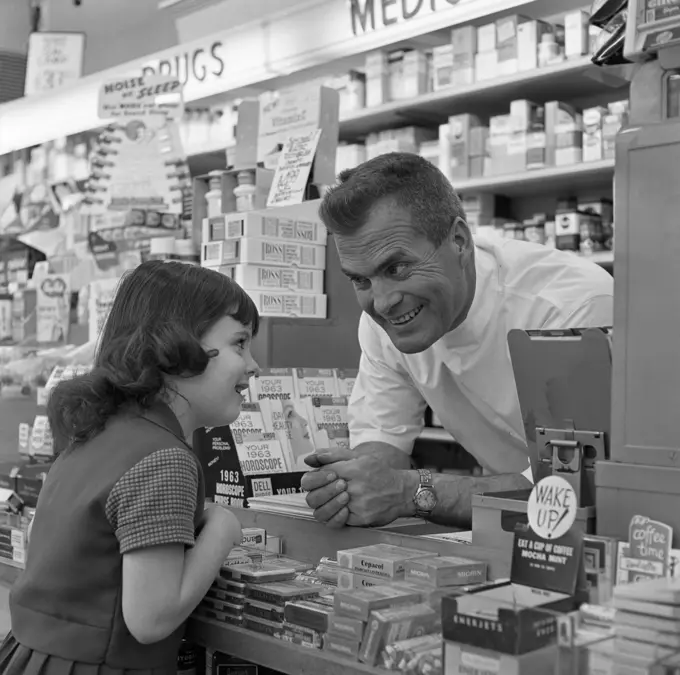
[{"x1": 3, "y1": 261, "x2": 258, "y2": 675}]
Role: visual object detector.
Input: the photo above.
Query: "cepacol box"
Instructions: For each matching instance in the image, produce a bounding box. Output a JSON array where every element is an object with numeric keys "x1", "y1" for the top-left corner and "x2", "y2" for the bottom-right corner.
[
  {"x1": 337, "y1": 544, "x2": 435, "y2": 580},
  {"x1": 404, "y1": 555, "x2": 487, "y2": 587}
]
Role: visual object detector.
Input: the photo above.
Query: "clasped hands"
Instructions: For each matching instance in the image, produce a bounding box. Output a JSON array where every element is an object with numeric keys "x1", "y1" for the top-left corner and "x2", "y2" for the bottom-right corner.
[{"x1": 301, "y1": 448, "x2": 416, "y2": 528}]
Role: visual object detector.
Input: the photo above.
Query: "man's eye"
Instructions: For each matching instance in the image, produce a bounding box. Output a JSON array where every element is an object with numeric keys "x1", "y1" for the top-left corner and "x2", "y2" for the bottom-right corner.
[
  {"x1": 351, "y1": 276, "x2": 369, "y2": 287},
  {"x1": 387, "y1": 263, "x2": 409, "y2": 276}
]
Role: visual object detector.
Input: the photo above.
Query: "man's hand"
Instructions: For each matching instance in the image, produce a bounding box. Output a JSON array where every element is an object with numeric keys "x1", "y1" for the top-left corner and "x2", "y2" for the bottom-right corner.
[
  {"x1": 302, "y1": 449, "x2": 355, "y2": 528},
  {"x1": 302, "y1": 450, "x2": 417, "y2": 528}
]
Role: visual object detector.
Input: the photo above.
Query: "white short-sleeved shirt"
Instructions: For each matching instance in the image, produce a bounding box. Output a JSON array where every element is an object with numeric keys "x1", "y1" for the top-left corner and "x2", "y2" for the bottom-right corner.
[{"x1": 348, "y1": 233, "x2": 614, "y2": 477}]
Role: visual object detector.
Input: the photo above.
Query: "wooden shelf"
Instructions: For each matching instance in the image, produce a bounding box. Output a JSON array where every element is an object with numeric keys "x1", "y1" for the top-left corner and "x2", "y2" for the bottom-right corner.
[
  {"x1": 339, "y1": 59, "x2": 629, "y2": 141},
  {"x1": 188, "y1": 619, "x2": 376, "y2": 675},
  {"x1": 452, "y1": 159, "x2": 615, "y2": 197}
]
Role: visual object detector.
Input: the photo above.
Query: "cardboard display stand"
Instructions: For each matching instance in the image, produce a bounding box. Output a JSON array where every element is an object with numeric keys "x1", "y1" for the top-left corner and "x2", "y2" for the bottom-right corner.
[{"x1": 195, "y1": 426, "x2": 305, "y2": 509}]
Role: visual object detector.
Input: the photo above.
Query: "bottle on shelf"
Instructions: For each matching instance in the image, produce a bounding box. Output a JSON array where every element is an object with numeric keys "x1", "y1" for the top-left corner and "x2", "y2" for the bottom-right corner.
[
  {"x1": 233, "y1": 170, "x2": 257, "y2": 212},
  {"x1": 205, "y1": 171, "x2": 224, "y2": 219},
  {"x1": 148, "y1": 237, "x2": 176, "y2": 262},
  {"x1": 538, "y1": 33, "x2": 560, "y2": 67}
]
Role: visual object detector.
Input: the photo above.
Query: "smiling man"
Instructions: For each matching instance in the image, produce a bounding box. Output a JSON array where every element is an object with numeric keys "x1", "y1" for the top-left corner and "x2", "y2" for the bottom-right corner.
[{"x1": 301, "y1": 152, "x2": 614, "y2": 529}]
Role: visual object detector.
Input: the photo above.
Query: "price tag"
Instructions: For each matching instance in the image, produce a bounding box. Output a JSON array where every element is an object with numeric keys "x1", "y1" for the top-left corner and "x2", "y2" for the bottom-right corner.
[{"x1": 527, "y1": 475, "x2": 577, "y2": 540}]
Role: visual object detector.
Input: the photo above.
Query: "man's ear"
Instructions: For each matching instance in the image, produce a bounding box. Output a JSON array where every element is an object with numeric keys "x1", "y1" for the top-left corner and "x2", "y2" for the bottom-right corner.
[{"x1": 449, "y1": 217, "x2": 473, "y2": 261}]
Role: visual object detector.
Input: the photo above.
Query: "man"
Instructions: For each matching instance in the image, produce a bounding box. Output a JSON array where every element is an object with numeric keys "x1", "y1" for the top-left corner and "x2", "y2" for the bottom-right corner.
[{"x1": 301, "y1": 152, "x2": 613, "y2": 529}]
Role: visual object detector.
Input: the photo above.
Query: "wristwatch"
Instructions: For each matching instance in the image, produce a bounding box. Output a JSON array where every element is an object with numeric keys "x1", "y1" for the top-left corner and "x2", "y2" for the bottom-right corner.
[{"x1": 413, "y1": 468, "x2": 437, "y2": 518}]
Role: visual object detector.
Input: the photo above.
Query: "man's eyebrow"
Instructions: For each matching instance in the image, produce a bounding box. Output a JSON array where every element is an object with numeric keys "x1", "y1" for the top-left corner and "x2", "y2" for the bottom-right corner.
[
  {"x1": 341, "y1": 251, "x2": 409, "y2": 278},
  {"x1": 232, "y1": 329, "x2": 252, "y2": 340}
]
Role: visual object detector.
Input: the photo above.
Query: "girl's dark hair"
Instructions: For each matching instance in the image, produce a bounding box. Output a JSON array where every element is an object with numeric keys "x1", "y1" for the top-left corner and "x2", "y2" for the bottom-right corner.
[{"x1": 47, "y1": 261, "x2": 259, "y2": 450}]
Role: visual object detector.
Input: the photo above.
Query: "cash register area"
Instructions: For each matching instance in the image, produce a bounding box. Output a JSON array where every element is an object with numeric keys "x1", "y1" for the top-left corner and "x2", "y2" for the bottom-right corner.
[{"x1": 1, "y1": 0, "x2": 680, "y2": 673}]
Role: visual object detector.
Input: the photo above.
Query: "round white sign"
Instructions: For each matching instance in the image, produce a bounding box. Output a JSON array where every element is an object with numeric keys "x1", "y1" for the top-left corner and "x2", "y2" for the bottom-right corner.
[{"x1": 527, "y1": 475, "x2": 577, "y2": 540}]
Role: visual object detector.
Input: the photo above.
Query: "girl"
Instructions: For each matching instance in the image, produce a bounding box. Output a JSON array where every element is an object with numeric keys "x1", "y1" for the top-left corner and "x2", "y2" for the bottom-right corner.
[{"x1": 3, "y1": 260, "x2": 258, "y2": 675}]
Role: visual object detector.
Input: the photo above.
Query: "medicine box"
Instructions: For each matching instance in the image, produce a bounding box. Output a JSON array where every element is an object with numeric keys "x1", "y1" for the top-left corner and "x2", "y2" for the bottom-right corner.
[
  {"x1": 202, "y1": 237, "x2": 326, "y2": 270},
  {"x1": 243, "y1": 290, "x2": 327, "y2": 318},
  {"x1": 328, "y1": 614, "x2": 366, "y2": 642},
  {"x1": 337, "y1": 568, "x2": 388, "y2": 591},
  {"x1": 204, "y1": 212, "x2": 327, "y2": 246},
  {"x1": 337, "y1": 543, "x2": 435, "y2": 580},
  {"x1": 216, "y1": 263, "x2": 324, "y2": 294},
  {"x1": 359, "y1": 603, "x2": 440, "y2": 666},
  {"x1": 403, "y1": 555, "x2": 487, "y2": 587},
  {"x1": 333, "y1": 585, "x2": 423, "y2": 621},
  {"x1": 451, "y1": 25, "x2": 476, "y2": 86}
]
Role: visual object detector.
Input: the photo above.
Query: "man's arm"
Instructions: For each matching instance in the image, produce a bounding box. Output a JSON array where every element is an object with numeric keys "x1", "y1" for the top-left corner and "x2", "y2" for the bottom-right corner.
[
  {"x1": 353, "y1": 442, "x2": 413, "y2": 470},
  {"x1": 399, "y1": 470, "x2": 532, "y2": 528}
]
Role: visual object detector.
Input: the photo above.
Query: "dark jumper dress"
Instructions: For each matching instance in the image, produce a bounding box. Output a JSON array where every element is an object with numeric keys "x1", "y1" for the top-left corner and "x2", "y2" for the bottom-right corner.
[{"x1": 0, "y1": 402, "x2": 205, "y2": 675}]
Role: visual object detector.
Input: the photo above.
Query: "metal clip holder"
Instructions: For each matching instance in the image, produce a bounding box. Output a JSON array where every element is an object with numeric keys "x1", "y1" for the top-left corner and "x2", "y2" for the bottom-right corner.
[{"x1": 536, "y1": 419, "x2": 606, "y2": 508}]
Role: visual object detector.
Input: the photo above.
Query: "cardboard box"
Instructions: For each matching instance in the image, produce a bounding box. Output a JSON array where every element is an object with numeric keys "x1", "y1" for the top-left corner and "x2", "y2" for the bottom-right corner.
[
  {"x1": 337, "y1": 543, "x2": 434, "y2": 580},
  {"x1": 441, "y1": 528, "x2": 584, "y2": 654},
  {"x1": 333, "y1": 584, "x2": 423, "y2": 621},
  {"x1": 404, "y1": 555, "x2": 487, "y2": 587},
  {"x1": 359, "y1": 602, "x2": 440, "y2": 665}
]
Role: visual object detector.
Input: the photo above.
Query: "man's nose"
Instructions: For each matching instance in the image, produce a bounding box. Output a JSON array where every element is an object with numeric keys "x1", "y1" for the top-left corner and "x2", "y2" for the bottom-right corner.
[{"x1": 371, "y1": 280, "x2": 402, "y2": 317}]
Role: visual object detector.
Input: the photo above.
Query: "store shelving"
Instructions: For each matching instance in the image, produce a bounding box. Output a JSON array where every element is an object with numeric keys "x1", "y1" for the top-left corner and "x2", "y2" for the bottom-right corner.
[
  {"x1": 453, "y1": 159, "x2": 615, "y2": 196},
  {"x1": 339, "y1": 58, "x2": 629, "y2": 141},
  {"x1": 189, "y1": 619, "x2": 373, "y2": 675}
]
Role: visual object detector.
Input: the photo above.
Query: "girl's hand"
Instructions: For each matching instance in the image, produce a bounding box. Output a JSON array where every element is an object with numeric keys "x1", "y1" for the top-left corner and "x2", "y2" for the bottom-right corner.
[{"x1": 200, "y1": 504, "x2": 242, "y2": 553}]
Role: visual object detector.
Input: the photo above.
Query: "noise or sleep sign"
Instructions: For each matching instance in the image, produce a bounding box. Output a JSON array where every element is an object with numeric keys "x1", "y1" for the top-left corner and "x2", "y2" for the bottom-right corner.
[{"x1": 527, "y1": 475, "x2": 578, "y2": 540}]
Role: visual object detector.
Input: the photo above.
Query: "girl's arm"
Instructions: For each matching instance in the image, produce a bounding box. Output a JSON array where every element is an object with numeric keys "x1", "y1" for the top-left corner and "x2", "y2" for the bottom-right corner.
[
  {"x1": 105, "y1": 448, "x2": 241, "y2": 645},
  {"x1": 121, "y1": 505, "x2": 241, "y2": 644}
]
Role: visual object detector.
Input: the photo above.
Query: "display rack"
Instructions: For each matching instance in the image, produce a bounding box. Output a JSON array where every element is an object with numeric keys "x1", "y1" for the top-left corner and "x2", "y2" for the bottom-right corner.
[
  {"x1": 338, "y1": 57, "x2": 629, "y2": 141},
  {"x1": 453, "y1": 159, "x2": 615, "y2": 196}
]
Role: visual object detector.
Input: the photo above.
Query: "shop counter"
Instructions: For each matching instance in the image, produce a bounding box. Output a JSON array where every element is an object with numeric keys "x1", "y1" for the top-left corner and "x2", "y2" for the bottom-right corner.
[
  {"x1": 223, "y1": 507, "x2": 512, "y2": 578},
  {"x1": 188, "y1": 507, "x2": 513, "y2": 673}
]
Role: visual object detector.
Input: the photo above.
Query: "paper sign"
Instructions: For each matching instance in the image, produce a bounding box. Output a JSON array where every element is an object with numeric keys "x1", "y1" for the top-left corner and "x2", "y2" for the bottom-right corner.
[
  {"x1": 25, "y1": 32, "x2": 85, "y2": 96},
  {"x1": 98, "y1": 75, "x2": 184, "y2": 122},
  {"x1": 512, "y1": 527, "x2": 582, "y2": 595},
  {"x1": 267, "y1": 129, "x2": 322, "y2": 208},
  {"x1": 626, "y1": 514, "x2": 673, "y2": 580},
  {"x1": 527, "y1": 475, "x2": 577, "y2": 540},
  {"x1": 36, "y1": 274, "x2": 71, "y2": 343}
]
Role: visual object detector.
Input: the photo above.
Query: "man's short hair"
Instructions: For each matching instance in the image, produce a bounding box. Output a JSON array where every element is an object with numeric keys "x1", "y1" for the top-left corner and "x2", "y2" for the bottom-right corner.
[{"x1": 319, "y1": 152, "x2": 466, "y2": 246}]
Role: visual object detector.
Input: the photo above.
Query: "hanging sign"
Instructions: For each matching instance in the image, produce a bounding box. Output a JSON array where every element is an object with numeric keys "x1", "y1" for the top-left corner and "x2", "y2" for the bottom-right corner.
[
  {"x1": 98, "y1": 74, "x2": 184, "y2": 124},
  {"x1": 24, "y1": 32, "x2": 85, "y2": 96}
]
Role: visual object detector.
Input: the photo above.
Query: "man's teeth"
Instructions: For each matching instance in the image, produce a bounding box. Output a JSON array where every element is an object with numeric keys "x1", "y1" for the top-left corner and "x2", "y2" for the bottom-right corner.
[{"x1": 390, "y1": 306, "x2": 423, "y2": 325}]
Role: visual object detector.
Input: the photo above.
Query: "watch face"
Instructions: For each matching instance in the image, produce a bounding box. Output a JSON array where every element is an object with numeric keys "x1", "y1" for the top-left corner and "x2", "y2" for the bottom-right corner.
[{"x1": 415, "y1": 488, "x2": 437, "y2": 511}]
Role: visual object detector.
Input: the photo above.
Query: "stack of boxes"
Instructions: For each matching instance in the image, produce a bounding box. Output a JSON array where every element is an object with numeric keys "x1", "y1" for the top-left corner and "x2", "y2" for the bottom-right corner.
[
  {"x1": 0, "y1": 510, "x2": 31, "y2": 568},
  {"x1": 201, "y1": 209, "x2": 328, "y2": 319},
  {"x1": 438, "y1": 99, "x2": 629, "y2": 181}
]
